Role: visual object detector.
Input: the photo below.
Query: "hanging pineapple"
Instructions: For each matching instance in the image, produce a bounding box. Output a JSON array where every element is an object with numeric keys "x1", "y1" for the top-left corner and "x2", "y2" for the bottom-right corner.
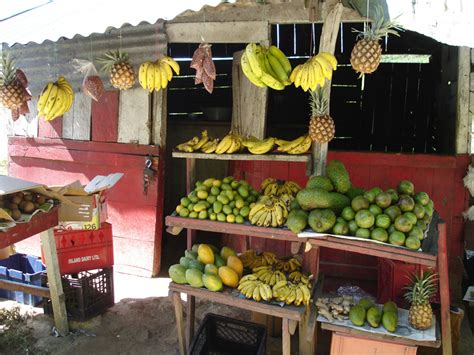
[
  {"x1": 404, "y1": 270, "x2": 438, "y2": 330},
  {"x1": 308, "y1": 88, "x2": 335, "y2": 144},
  {"x1": 350, "y1": 8, "x2": 401, "y2": 76},
  {"x1": 0, "y1": 54, "x2": 26, "y2": 110},
  {"x1": 97, "y1": 50, "x2": 135, "y2": 90}
]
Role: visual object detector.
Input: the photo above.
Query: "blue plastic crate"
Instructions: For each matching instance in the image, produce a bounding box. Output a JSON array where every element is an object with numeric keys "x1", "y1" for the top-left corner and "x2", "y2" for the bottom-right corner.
[{"x1": 0, "y1": 254, "x2": 45, "y2": 306}]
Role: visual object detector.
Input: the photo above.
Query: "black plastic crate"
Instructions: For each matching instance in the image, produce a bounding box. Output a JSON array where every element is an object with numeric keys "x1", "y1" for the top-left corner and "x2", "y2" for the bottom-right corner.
[
  {"x1": 42, "y1": 267, "x2": 114, "y2": 321},
  {"x1": 189, "y1": 313, "x2": 266, "y2": 355}
]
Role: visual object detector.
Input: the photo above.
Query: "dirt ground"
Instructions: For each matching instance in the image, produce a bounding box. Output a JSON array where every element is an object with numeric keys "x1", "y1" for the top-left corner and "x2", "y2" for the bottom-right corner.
[{"x1": 1, "y1": 271, "x2": 473, "y2": 355}]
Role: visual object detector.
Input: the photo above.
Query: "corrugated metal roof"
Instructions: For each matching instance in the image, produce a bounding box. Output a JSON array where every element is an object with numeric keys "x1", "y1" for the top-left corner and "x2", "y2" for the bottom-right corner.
[
  {"x1": 0, "y1": 0, "x2": 221, "y2": 46},
  {"x1": 2, "y1": 20, "x2": 167, "y2": 95}
]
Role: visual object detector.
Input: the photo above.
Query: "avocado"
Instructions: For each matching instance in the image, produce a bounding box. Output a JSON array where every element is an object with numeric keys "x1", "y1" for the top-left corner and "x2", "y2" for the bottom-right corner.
[
  {"x1": 332, "y1": 221, "x2": 349, "y2": 235},
  {"x1": 306, "y1": 175, "x2": 334, "y2": 191},
  {"x1": 349, "y1": 305, "x2": 366, "y2": 326},
  {"x1": 375, "y1": 192, "x2": 392, "y2": 209},
  {"x1": 367, "y1": 306, "x2": 382, "y2": 327},
  {"x1": 414, "y1": 192, "x2": 429, "y2": 205},
  {"x1": 389, "y1": 231, "x2": 406, "y2": 246},
  {"x1": 399, "y1": 195, "x2": 415, "y2": 212},
  {"x1": 286, "y1": 209, "x2": 308, "y2": 234},
  {"x1": 351, "y1": 196, "x2": 370, "y2": 212},
  {"x1": 408, "y1": 225, "x2": 424, "y2": 240},
  {"x1": 394, "y1": 215, "x2": 413, "y2": 233},
  {"x1": 413, "y1": 204, "x2": 426, "y2": 219},
  {"x1": 371, "y1": 227, "x2": 388, "y2": 242},
  {"x1": 385, "y1": 188, "x2": 399, "y2": 203},
  {"x1": 341, "y1": 206, "x2": 355, "y2": 221},
  {"x1": 398, "y1": 180, "x2": 415, "y2": 196},
  {"x1": 385, "y1": 205, "x2": 402, "y2": 222},
  {"x1": 326, "y1": 160, "x2": 352, "y2": 194},
  {"x1": 355, "y1": 210, "x2": 375, "y2": 229},
  {"x1": 308, "y1": 209, "x2": 337, "y2": 233}
]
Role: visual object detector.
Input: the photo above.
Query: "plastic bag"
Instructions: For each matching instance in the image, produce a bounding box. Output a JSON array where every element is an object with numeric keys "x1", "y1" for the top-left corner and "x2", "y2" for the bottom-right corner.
[{"x1": 72, "y1": 59, "x2": 104, "y2": 101}]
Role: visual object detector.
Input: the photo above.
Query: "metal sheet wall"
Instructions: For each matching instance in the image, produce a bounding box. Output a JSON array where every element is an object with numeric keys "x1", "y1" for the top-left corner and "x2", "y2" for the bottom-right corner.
[{"x1": 2, "y1": 20, "x2": 167, "y2": 95}]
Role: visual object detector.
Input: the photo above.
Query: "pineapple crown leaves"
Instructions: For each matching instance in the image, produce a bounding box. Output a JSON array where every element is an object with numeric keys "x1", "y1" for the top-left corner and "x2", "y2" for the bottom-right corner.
[
  {"x1": 352, "y1": 6, "x2": 403, "y2": 42},
  {"x1": 0, "y1": 53, "x2": 17, "y2": 86},
  {"x1": 96, "y1": 49, "x2": 130, "y2": 73},
  {"x1": 403, "y1": 270, "x2": 438, "y2": 304},
  {"x1": 309, "y1": 88, "x2": 329, "y2": 117}
]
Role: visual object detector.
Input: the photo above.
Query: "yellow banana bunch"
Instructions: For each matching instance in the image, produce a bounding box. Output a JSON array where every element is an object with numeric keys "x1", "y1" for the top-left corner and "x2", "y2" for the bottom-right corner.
[
  {"x1": 288, "y1": 270, "x2": 312, "y2": 285},
  {"x1": 275, "y1": 256, "x2": 302, "y2": 272},
  {"x1": 175, "y1": 130, "x2": 209, "y2": 152},
  {"x1": 239, "y1": 250, "x2": 277, "y2": 269},
  {"x1": 273, "y1": 281, "x2": 311, "y2": 306},
  {"x1": 238, "y1": 279, "x2": 273, "y2": 302},
  {"x1": 139, "y1": 56, "x2": 180, "y2": 93},
  {"x1": 241, "y1": 43, "x2": 292, "y2": 91},
  {"x1": 252, "y1": 266, "x2": 287, "y2": 286},
  {"x1": 37, "y1": 77, "x2": 74, "y2": 121},
  {"x1": 290, "y1": 52, "x2": 337, "y2": 91},
  {"x1": 246, "y1": 137, "x2": 275, "y2": 155},
  {"x1": 276, "y1": 135, "x2": 311, "y2": 154},
  {"x1": 261, "y1": 179, "x2": 301, "y2": 198},
  {"x1": 200, "y1": 138, "x2": 220, "y2": 154},
  {"x1": 249, "y1": 195, "x2": 288, "y2": 227},
  {"x1": 215, "y1": 132, "x2": 242, "y2": 154}
]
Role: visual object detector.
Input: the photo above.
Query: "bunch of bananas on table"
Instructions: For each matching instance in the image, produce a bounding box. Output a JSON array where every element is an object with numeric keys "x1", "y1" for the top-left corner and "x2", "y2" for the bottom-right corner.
[
  {"x1": 215, "y1": 133, "x2": 243, "y2": 154},
  {"x1": 239, "y1": 250, "x2": 278, "y2": 269},
  {"x1": 290, "y1": 52, "x2": 338, "y2": 92},
  {"x1": 275, "y1": 257, "x2": 302, "y2": 273},
  {"x1": 139, "y1": 56, "x2": 180, "y2": 92},
  {"x1": 241, "y1": 43, "x2": 292, "y2": 90},
  {"x1": 275, "y1": 135, "x2": 312, "y2": 155},
  {"x1": 273, "y1": 280, "x2": 312, "y2": 306},
  {"x1": 37, "y1": 77, "x2": 74, "y2": 121},
  {"x1": 241, "y1": 136, "x2": 276, "y2": 155},
  {"x1": 252, "y1": 266, "x2": 286, "y2": 286},
  {"x1": 288, "y1": 270, "x2": 312, "y2": 285},
  {"x1": 248, "y1": 195, "x2": 289, "y2": 227},
  {"x1": 261, "y1": 178, "x2": 301, "y2": 197},
  {"x1": 238, "y1": 275, "x2": 273, "y2": 302},
  {"x1": 176, "y1": 130, "x2": 213, "y2": 152}
]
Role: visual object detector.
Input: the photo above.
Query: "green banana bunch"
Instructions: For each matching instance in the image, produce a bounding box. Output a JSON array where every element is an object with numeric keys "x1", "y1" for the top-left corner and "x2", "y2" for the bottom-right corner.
[{"x1": 241, "y1": 43, "x2": 292, "y2": 90}]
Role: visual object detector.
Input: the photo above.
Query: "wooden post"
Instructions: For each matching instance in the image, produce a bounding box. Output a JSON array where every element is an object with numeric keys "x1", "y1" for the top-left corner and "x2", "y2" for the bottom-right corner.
[
  {"x1": 282, "y1": 318, "x2": 291, "y2": 355},
  {"x1": 40, "y1": 228, "x2": 69, "y2": 336},
  {"x1": 172, "y1": 291, "x2": 187, "y2": 355},
  {"x1": 437, "y1": 222, "x2": 452, "y2": 355},
  {"x1": 455, "y1": 46, "x2": 471, "y2": 154},
  {"x1": 186, "y1": 295, "x2": 196, "y2": 348},
  {"x1": 312, "y1": 2, "x2": 344, "y2": 175}
]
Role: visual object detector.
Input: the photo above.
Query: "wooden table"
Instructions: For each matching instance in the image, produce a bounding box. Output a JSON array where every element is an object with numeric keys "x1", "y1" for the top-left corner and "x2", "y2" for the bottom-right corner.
[
  {"x1": 0, "y1": 206, "x2": 69, "y2": 335},
  {"x1": 169, "y1": 282, "x2": 314, "y2": 355}
]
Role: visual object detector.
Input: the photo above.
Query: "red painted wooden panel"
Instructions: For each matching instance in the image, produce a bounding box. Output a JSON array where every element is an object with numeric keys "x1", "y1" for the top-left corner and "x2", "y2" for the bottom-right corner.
[
  {"x1": 38, "y1": 116, "x2": 63, "y2": 138},
  {"x1": 91, "y1": 91, "x2": 119, "y2": 142},
  {"x1": 8, "y1": 137, "x2": 163, "y2": 276},
  {"x1": 230, "y1": 152, "x2": 471, "y2": 283}
]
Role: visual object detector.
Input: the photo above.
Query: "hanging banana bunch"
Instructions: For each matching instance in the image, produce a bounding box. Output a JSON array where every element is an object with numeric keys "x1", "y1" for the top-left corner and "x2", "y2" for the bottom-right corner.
[
  {"x1": 37, "y1": 76, "x2": 74, "y2": 121},
  {"x1": 138, "y1": 56, "x2": 180, "y2": 93},
  {"x1": 290, "y1": 52, "x2": 338, "y2": 92}
]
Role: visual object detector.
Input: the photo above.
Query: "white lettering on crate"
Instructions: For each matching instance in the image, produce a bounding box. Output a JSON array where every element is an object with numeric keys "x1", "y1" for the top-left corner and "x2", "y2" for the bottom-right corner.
[{"x1": 68, "y1": 255, "x2": 101, "y2": 264}]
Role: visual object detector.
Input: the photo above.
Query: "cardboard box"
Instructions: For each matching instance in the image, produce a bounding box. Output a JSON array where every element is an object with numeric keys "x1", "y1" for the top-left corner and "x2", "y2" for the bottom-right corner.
[{"x1": 57, "y1": 173, "x2": 122, "y2": 230}]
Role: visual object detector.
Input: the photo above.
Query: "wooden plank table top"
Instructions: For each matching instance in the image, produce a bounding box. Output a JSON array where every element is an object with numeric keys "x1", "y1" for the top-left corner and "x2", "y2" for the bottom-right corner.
[
  {"x1": 169, "y1": 282, "x2": 306, "y2": 321},
  {"x1": 321, "y1": 322, "x2": 441, "y2": 348},
  {"x1": 172, "y1": 151, "x2": 312, "y2": 163},
  {"x1": 0, "y1": 206, "x2": 59, "y2": 249}
]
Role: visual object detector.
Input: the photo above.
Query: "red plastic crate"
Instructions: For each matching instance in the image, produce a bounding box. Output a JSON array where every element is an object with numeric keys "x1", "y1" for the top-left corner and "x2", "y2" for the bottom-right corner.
[
  {"x1": 377, "y1": 259, "x2": 440, "y2": 308},
  {"x1": 41, "y1": 222, "x2": 114, "y2": 274}
]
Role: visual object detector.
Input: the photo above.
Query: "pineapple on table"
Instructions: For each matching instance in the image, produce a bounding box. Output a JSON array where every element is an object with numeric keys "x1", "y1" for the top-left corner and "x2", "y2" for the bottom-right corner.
[
  {"x1": 350, "y1": 8, "x2": 401, "y2": 75},
  {"x1": 0, "y1": 54, "x2": 25, "y2": 110},
  {"x1": 308, "y1": 88, "x2": 335, "y2": 144},
  {"x1": 97, "y1": 50, "x2": 135, "y2": 90},
  {"x1": 404, "y1": 270, "x2": 438, "y2": 330}
]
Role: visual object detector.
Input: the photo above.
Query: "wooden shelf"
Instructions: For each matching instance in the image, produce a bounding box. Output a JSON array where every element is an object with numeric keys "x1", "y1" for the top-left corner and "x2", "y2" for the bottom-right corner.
[
  {"x1": 169, "y1": 282, "x2": 306, "y2": 321},
  {"x1": 0, "y1": 206, "x2": 59, "y2": 249},
  {"x1": 165, "y1": 215, "x2": 298, "y2": 242},
  {"x1": 172, "y1": 151, "x2": 312, "y2": 163}
]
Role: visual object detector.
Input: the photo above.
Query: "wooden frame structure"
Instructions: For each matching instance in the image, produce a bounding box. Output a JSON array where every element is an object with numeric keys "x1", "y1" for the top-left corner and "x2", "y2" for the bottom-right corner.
[{"x1": 0, "y1": 207, "x2": 69, "y2": 335}]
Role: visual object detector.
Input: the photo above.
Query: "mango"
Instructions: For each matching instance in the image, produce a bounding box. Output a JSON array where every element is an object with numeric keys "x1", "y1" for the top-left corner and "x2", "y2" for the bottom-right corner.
[
  {"x1": 349, "y1": 305, "x2": 366, "y2": 326},
  {"x1": 367, "y1": 306, "x2": 382, "y2": 327},
  {"x1": 382, "y1": 311, "x2": 398, "y2": 332}
]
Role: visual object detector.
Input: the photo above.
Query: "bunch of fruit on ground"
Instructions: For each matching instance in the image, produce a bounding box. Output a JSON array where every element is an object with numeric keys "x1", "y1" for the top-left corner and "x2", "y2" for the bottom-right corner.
[
  {"x1": 175, "y1": 130, "x2": 312, "y2": 155},
  {"x1": 168, "y1": 245, "x2": 313, "y2": 307},
  {"x1": 175, "y1": 176, "x2": 259, "y2": 223},
  {"x1": 287, "y1": 160, "x2": 435, "y2": 250}
]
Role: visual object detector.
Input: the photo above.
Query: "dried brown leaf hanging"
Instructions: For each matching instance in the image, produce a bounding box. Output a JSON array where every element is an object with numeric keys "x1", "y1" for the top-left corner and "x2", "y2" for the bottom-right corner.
[{"x1": 190, "y1": 42, "x2": 216, "y2": 94}]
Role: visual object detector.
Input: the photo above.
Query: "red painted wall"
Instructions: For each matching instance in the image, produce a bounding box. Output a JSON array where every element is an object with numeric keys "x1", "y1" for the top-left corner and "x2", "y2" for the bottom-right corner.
[
  {"x1": 8, "y1": 137, "x2": 163, "y2": 277},
  {"x1": 229, "y1": 152, "x2": 470, "y2": 294}
]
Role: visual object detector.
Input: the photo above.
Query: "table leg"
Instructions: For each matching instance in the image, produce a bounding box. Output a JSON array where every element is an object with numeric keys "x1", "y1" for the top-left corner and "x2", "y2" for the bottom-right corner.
[
  {"x1": 300, "y1": 306, "x2": 316, "y2": 355},
  {"x1": 437, "y1": 222, "x2": 452, "y2": 355},
  {"x1": 172, "y1": 291, "x2": 186, "y2": 355},
  {"x1": 282, "y1": 318, "x2": 291, "y2": 355},
  {"x1": 186, "y1": 295, "x2": 196, "y2": 348},
  {"x1": 40, "y1": 228, "x2": 69, "y2": 336}
]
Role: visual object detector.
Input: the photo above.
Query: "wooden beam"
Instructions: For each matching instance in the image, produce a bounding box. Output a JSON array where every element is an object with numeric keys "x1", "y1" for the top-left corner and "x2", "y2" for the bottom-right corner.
[
  {"x1": 41, "y1": 228, "x2": 69, "y2": 335},
  {"x1": 118, "y1": 88, "x2": 150, "y2": 145},
  {"x1": 166, "y1": 21, "x2": 270, "y2": 43},
  {"x1": 62, "y1": 92, "x2": 91, "y2": 140},
  {"x1": 456, "y1": 46, "x2": 471, "y2": 154},
  {"x1": 312, "y1": 2, "x2": 344, "y2": 175},
  {"x1": 170, "y1": 1, "x2": 366, "y2": 25},
  {"x1": 231, "y1": 50, "x2": 268, "y2": 139},
  {"x1": 152, "y1": 89, "x2": 167, "y2": 147},
  {"x1": 0, "y1": 279, "x2": 50, "y2": 298}
]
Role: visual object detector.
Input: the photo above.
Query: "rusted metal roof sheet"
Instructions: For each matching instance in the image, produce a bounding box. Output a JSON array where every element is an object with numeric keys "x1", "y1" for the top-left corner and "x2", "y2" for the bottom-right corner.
[{"x1": 2, "y1": 20, "x2": 167, "y2": 95}]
